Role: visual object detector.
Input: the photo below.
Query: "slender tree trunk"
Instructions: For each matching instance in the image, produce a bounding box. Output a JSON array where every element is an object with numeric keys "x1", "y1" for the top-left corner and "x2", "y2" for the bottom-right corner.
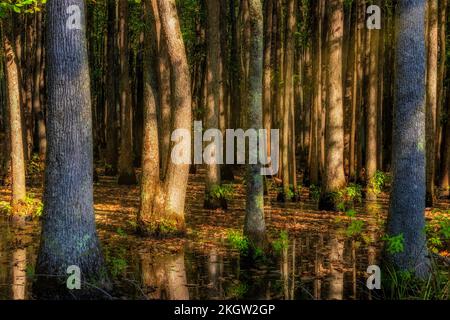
[
  {"x1": 319, "y1": 0, "x2": 346, "y2": 211},
  {"x1": 34, "y1": 0, "x2": 110, "y2": 298},
  {"x1": 366, "y1": 6, "x2": 380, "y2": 200},
  {"x1": 32, "y1": 11, "x2": 46, "y2": 163},
  {"x1": 2, "y1": 18, "x2": 26, "y2": 211},
  {"x1": 105, "y1": 0, "x2": 118, "y2": 176},
  {"x1": 118, "y1": 0, "x2": 137, "y2": 185},
  {"x1": 244, "y1": 0, "x2": 267, "y2": 251},
  {"x1": 387, "y1": 0, "x2": 430, "y2": 278},
  {"x1": 204, "y1": 0, "x2": 224, "y2": 209},
  {"x1": 262, "y1": 0, "x2": 273, "y2": 160},
  {"x1": 425, "y1": 0, "x2": 438, "y2": 206}
]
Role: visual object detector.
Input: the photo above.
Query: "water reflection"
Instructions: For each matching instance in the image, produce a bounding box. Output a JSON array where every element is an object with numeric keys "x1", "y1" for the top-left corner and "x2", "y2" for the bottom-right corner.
[
  {"x1": 135, "y1": 233, "x2": 371, "y2": 300},
  {"x1": 140, "y1": 252, "x2": 189, "y2": 300},
  {"x1": 0, "y1": 217, "x2": 374, "y2": 300}
]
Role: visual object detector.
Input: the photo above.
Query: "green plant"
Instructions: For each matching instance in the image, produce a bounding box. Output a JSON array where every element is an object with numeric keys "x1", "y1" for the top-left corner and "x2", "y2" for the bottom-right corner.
[
  {"x1": 310, "y1": 184, "x2": 320, "y2": 201},
  {"x1": 346, "y1": 219, "x2": 365, "y2": 237},
  {"x1": 272, "y1": 230, "x2": 289, "y2": 254},
  {"x1": 227, "y1": 230, "x2": 249, "y2": 253},
  {"x1": 382, "y1": 265, "x2": 449, "y2": 300},
  {"x1": 209, "y1": 184, "x2": 235, "y2": 201},
  {"x1": 425, "y1": 212, "x2": 450, "y2": 253},
  {"x1": 116, "y1": 227, "x2": 127, "y2": 237},
  {"x1": 0, "y1": 201, "x2": 12, "y2": 215},
  {"x1": 369, "y1": 170, "x2": 389, "y2": 195},
  {"x1": 383, "y1": 233, "x2": 405, "y2": 255}
]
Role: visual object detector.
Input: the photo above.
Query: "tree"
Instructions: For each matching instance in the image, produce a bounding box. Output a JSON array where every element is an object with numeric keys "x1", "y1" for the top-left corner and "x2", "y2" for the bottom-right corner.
[
  {"x1": 204, "y1": 0, "x2": 224, "y2": 209},
  {"x1": 319, "y1": 0, "x2": 346, "y2": 211},
  {"x1": 244, "y1": 0, "x2": 267, "y2": 250},
  {"x1": 138, "y1": 0, "x2": 192, "y2": 235},
  {"x1": 2, "y1": 16, "x2": 26, "y2": 212},
  {"x1": 366, "y1": 1, "x2": 380, "y2": 200},
  {"x1": 118, "y1": 0, "x2": 137, "y2": 185},
  {"x1": 386, "y1": 0, "x2": 430, "y2": 278},
  {"x1": 104, "y1": 0, "x2": 118, "y2": 176},
  {"x1": 425, "y1": 0, "x2": 438, "y2": 206},
  {"x1": 33, "y1": 0, "x2": 110, "y2": 298}
]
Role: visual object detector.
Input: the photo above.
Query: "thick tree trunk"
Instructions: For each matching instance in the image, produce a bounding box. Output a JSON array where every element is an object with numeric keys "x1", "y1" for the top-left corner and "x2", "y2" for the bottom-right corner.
[
  {"x1": 319, "y1": 0, "x2": 346, "y2": 211},
  {"x1": 138, "y1": 0, "x2": 162, "y2": 233},
  {"x1": 244, "y1": 0, "x2": 267, "y2": 251},
  {"x1": 387, "y1": 0, "x2": 430, "y2": 278},
  {"x1": 2, "y1": 19, "x2": 27, "y2": 211},
  {"x1": 34, "y1": 0, "x2": 110, "y2": 299},
  {"x1": 118, "y1": 0, "x2": 137, "y2": 185},
  {"x1": 157, "y1": 0, "x2": 192, "y2": 230}
]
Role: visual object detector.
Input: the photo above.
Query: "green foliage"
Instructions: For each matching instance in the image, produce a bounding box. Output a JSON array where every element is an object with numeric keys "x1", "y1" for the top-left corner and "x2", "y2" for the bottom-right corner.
[
  {"x1": 226, "y1": 230, "x2": 249, "y2": 253},
  {"x1": 0, "y1": 201, "x2": 12, "y2": 215},
  {"x1": 309, "y1": 184, "x2": 321, "y2": 202},
  {"x1": 345, "y1": 219, "x2": 365, "y2": 237},
  {"x1": 116, "y1": 227, "x2": 127, "y2": 237},
  {"x1": 209, "y1": 184, "x2": 235, "y2": 201},
  {"x1": 369, "y1": 170, "x2": 390, "y2": 195},
  {"x1": 104, "y1": 247, "x2": 128, "y2": 279},
  {"x1": 0, "y1": 0, "x2": 46, "y2": 17},
  {"x1": 272, "y1": 230, "x2": 289, "y2": 255},
  {"x1": 383, "y1": 233, "x2": 405, "y2": 255},
  {"x1": 146, "y1": 219, "x2": 179, "y2": 237},
  {"x1": 226, "y1": 282, "x2": 248, "y2": 299},
  {"x1": 335, "y1": 184, "x2": 363, "y2": 212},
  {"x1": 382, "y1": 265, "x2": 450, "y2": 300},
  {"x1": 425, "y1": 211, "x2": 450, "y2": 253}
]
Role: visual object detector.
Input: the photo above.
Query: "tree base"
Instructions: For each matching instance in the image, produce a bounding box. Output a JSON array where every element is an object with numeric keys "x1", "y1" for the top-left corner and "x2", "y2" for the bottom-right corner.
[
  {"x1": 136, "y1": 216, "x2": 186, "y2": 239},
  {"x1": 204, "y1": 197, "x2": 228, "y2": 210},
  {"x1": 319, "y1": 192, "x2": 339, "y2": 211},
  {"x1": 276, "y1": 191, "x2": 300, "y2": 203},
  {"x1": 33, "y1": 273, "x2": 112, "y2": 300}
]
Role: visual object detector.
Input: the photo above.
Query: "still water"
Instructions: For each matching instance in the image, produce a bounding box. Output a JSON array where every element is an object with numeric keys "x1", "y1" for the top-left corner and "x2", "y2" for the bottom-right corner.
[{"x1": 0, "y1": 216, "x2": 378, "y2": 300}]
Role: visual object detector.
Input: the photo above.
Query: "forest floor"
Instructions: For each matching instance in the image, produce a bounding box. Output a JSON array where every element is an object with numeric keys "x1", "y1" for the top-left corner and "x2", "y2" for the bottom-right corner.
[{"x1": 0, "y1": 167, "x2": 449, "y2": 300}]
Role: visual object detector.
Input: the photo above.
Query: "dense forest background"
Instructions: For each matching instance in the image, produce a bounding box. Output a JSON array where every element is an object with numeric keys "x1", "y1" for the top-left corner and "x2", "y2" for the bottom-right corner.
[{"x1": 0, "y1": 0, "x2": 448, "y2": 300}]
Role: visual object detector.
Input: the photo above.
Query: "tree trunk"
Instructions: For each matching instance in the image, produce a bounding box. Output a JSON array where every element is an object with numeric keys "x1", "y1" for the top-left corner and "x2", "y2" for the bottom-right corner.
[
  {"x1": 204, "y1": 0, "x2": 224, "y2": 210},
  {"x1": 425, "y1": 0, "x2": 438, "y2": 206},
  {"x1": 244, "y1": 0, "x2": 267, "y2": 251},
  {"x1": 366, "y1": 5, "x2": 380, "y2": 200},
  {"x1": 118, "y1": 0, "x2": 137, "y2": 185},
  {"x1": 319, "y1": 0, "x2": 346, "y2": 211},
  {"x1": 105, "y1": 0, "x2": 118, "y2": 176},
  {"x1": 386, "y1": 0, "x2": 430, "y2": 278},
  {"x1": 32, "y1": 11, "x2": 46, "y2": 163},
  {"x1": 34, "y1": 0, "x2": 110, "y2": 299},
  {"x1": 2, "y1": 18, "x2": 27, "y2": 211}
]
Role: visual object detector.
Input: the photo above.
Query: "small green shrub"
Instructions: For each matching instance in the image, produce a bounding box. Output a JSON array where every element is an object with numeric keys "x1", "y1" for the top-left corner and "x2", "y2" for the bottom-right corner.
[
  {"x1": 227, "y1": 230, "x2": 249, "y2": 253},
  {"x1": 209, "y1": 184, "x2": 235, "y2": 201},
  {"x1": 310, "y1": 184, "x2": 321, "y2": 201},
  {"x1": 383, "y1": 233, "x2": 405, "y2": 255},
  {"x1": 369, "y1": 170, "x2": 390, "y2": 195},
  {"x1": 0, "y1": 201, "x2": 12, "y2": 215},
  {"x1": 272, "y1": 230, "x2": 289, "y2": 254}
]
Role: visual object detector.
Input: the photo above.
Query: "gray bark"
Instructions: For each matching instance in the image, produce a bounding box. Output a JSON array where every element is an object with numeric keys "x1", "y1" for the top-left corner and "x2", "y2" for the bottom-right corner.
[
  {"x1": 34, "y1": 0, "x2": 110, "y2": 299},
  {"x1": 387, "y1": 0, "x2": 430, "y2": 278},
  {"x1": 244, "y1": 0, "x2": 267, "y2": 250}
]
